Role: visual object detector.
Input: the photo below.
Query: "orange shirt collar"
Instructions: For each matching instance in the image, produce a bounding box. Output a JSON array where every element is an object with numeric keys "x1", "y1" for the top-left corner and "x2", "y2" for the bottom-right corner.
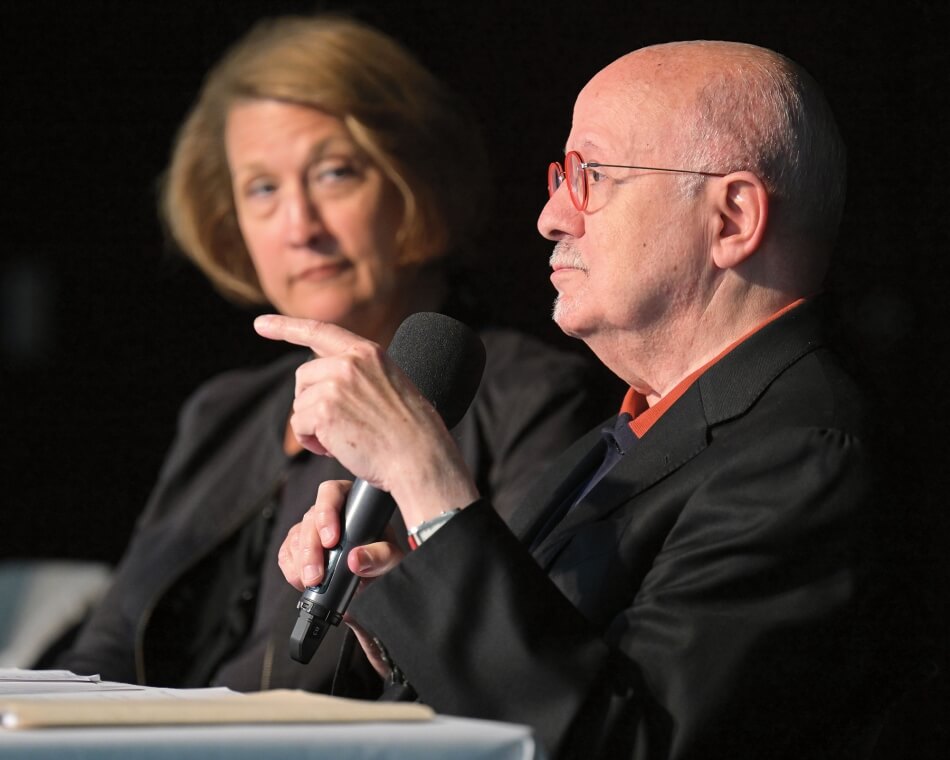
[{"x1": 621, "y1": 299, "x2": 805, "y2": 438}]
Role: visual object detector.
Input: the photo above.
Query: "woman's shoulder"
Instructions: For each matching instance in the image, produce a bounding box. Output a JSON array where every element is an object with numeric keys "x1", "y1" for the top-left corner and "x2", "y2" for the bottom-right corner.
[
  {"x1": 473, "y1": 326, "x2": 623, "y2": 423},
  {"x1": 476, "y1": 327, "x2": 595, "y2": 383},
  {"x1": 178, "y1": 350, "x2": 308, "y2": 427}
]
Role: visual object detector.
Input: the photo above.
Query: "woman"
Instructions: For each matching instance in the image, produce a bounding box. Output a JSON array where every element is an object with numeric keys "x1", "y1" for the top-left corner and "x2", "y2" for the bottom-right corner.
[{"x1": 58, "y1": 14, "x2": 601, "y2": 696}]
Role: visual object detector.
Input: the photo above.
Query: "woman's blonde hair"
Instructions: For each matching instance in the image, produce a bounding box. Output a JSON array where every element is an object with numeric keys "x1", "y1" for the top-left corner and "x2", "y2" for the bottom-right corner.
[{"x1": 160, "y1": 14, "x2": 488, "y2": 303}]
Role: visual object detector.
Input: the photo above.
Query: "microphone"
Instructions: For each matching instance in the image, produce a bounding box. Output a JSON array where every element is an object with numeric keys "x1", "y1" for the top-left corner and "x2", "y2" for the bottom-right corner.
[{"x1": 289, "y1": 312, "x2": 486, "y2": 664}]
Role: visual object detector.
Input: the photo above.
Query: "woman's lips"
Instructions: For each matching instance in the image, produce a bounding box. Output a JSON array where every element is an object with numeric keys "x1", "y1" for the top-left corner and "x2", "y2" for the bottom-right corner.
[{"x1": 292, "y1": 261, "x2": 351, "y2": 283}]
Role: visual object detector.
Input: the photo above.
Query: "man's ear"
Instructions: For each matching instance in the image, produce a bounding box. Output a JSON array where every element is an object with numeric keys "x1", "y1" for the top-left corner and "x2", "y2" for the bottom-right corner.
[{"x1": 709, "y1": 171, "x2": 769, "y2": 269}]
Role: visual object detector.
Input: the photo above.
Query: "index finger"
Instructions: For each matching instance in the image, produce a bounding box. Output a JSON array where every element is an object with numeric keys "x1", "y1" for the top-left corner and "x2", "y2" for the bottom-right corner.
[{"x1": 253, "y1": 314, "x2": 362, "y2": 355}]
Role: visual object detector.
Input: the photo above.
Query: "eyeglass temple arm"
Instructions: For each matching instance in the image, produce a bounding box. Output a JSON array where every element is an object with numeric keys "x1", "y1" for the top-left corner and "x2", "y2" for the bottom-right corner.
[{"x1": 584, "y1": 161, "x2": 725, "y2": 178}]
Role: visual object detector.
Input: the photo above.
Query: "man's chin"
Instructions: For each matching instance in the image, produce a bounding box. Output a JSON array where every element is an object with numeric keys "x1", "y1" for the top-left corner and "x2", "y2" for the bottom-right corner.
[{"x1": 552, "y1": 298, "x2": 587, "y2": 339}]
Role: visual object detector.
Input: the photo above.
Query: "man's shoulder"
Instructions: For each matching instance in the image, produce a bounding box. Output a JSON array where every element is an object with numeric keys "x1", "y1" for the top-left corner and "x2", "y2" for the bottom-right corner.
[{"x1": 701, "y1": 301, "x2": 866, "y2": 433}]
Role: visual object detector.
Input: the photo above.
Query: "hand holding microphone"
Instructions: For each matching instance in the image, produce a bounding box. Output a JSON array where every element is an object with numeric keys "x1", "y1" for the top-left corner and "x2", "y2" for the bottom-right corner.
[{"x1": 254, "y1": 312, "x2": 486, "y2": 663}]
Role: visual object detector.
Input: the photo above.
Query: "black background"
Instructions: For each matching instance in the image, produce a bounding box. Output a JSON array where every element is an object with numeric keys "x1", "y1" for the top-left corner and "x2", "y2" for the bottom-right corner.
[{"x1": 1, "y1": 1, "x2": 947, "y2": 755}]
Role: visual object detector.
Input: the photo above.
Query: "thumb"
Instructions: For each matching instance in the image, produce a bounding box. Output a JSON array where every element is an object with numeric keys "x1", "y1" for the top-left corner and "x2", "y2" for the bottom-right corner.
[{"x1": 348, "y1": 541, "x2": 404, "y2": 578}]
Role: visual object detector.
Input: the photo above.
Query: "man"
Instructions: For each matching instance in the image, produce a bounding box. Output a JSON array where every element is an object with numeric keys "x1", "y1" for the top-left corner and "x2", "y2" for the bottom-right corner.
[{"x1": 256, "y1": 41, "x2": 907, "y2": 758}]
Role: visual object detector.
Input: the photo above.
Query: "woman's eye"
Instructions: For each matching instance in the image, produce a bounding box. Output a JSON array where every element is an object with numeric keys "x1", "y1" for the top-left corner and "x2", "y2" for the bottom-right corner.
[
  {"x1": 245, "y1": 179, "x2": 277, "y2": 198},
  {"x1": 311, "y1": 160, "x2": 358, "y2": 185},
  {"x1": 588, "y1": 169, "x2": 607, "y2": 184}
]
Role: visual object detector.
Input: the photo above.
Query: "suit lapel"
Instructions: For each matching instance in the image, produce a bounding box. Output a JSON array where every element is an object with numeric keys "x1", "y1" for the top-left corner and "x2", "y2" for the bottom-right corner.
[
  {"x1": 507, "y1": 424, "x2": 609, "y2": 545},
  {"x1": 532, "y1": 387, "x2": 710, "y2": 568}
]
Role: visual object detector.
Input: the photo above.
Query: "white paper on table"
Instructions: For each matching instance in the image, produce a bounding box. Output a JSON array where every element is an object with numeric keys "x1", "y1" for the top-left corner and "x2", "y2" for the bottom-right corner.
[
  {"x1": 0, "y1": 669, "x2": 99, "y2": 682},
  {"x1": 0, "y1": 669, "x2": 147, "y2": 696}
]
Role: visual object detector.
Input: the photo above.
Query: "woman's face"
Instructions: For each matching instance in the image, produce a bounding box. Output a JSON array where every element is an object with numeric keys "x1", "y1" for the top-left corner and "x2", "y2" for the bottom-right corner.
[{"x1": 225, "y1": 99, "x2": 406, "y2": 339}]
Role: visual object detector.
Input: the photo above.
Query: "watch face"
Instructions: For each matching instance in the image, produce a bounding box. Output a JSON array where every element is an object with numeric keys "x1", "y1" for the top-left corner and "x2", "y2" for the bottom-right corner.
[
  {"x1": 408, "y1": 509, "x2": 460, "y2": 547},
  {"x1": 417, "y1": 523, "x2": 440, "y2": 543}
]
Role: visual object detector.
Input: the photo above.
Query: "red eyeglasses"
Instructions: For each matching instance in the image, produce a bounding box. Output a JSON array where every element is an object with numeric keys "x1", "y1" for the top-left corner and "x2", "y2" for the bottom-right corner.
[{"x1": 547, "y1": 150, "x2": 726, "y2": 211}]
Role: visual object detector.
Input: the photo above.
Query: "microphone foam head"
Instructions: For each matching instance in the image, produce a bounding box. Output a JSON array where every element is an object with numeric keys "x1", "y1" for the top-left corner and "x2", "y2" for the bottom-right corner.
[{"x1": 387, "y1": 312, "x2": 486, "y2": 429}]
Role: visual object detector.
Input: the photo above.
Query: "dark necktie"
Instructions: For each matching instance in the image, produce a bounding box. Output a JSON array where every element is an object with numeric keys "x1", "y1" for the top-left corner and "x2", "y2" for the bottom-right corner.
[{"x1": 529, "y1": 413, "x2": 638, "y2": 551}]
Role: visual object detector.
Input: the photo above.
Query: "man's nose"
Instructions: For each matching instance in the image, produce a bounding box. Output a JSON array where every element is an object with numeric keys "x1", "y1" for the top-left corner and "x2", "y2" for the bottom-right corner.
[{"x1": 537, "y1": 183, "x2": 584, "y2": 241}]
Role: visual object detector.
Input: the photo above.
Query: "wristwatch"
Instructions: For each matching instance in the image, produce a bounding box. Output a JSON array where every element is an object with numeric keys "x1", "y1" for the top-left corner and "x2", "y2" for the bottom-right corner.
[{"x1": 407, "y1": 508, "x2": 461, "y2": 549}]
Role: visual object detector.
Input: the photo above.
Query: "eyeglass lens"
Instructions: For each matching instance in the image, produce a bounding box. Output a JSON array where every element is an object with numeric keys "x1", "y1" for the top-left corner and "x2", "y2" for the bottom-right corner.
[
  {"x1": 566, "y1": 152, "x2": 586, "y2": 210},
  {"x1": 547, "y1": 152, "x2": 591, "y2": 210},
  {"x1": 547, "y1": 162, "x2": 563, "y2": 198}
]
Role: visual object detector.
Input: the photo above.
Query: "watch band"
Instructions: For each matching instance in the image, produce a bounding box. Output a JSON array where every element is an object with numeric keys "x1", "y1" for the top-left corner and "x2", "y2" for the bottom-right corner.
[{"x1": 407, "y1": 508, "x2": 461, "y2": 550}]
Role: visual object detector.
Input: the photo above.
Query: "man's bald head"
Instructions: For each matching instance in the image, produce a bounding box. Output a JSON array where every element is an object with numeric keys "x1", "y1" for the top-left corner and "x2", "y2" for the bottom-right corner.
[{"x1": 586, "y1": 41, "x2": 846, "y2": 259}]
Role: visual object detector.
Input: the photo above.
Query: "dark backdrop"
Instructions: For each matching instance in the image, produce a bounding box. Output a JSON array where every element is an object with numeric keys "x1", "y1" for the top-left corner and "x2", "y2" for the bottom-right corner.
[{"x1": 1, "y1": 1, "x2": 947, "y2": 756}]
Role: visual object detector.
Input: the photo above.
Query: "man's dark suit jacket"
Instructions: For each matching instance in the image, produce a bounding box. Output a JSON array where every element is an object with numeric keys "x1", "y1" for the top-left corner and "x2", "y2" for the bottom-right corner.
[{"x1": 351, "y1": 301, "x2": 912, "y2": 759}]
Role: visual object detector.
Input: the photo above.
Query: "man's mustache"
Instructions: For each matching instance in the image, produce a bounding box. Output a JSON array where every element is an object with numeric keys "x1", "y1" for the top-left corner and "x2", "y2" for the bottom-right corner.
[{"x1": 549, "y1": 242, "x2": 587, "y2": 272}]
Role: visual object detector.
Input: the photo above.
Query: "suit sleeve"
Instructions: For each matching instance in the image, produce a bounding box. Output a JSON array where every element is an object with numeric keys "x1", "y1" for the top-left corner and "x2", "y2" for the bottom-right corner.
[{"x1": 349, "y1": 425, "x2": 882, "y2": 759}]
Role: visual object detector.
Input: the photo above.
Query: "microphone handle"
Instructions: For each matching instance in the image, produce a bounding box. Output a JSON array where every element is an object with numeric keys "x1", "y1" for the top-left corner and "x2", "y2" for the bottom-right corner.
[{"x1": 289, "y1": 480, "x2": 395, "y2": 663}]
